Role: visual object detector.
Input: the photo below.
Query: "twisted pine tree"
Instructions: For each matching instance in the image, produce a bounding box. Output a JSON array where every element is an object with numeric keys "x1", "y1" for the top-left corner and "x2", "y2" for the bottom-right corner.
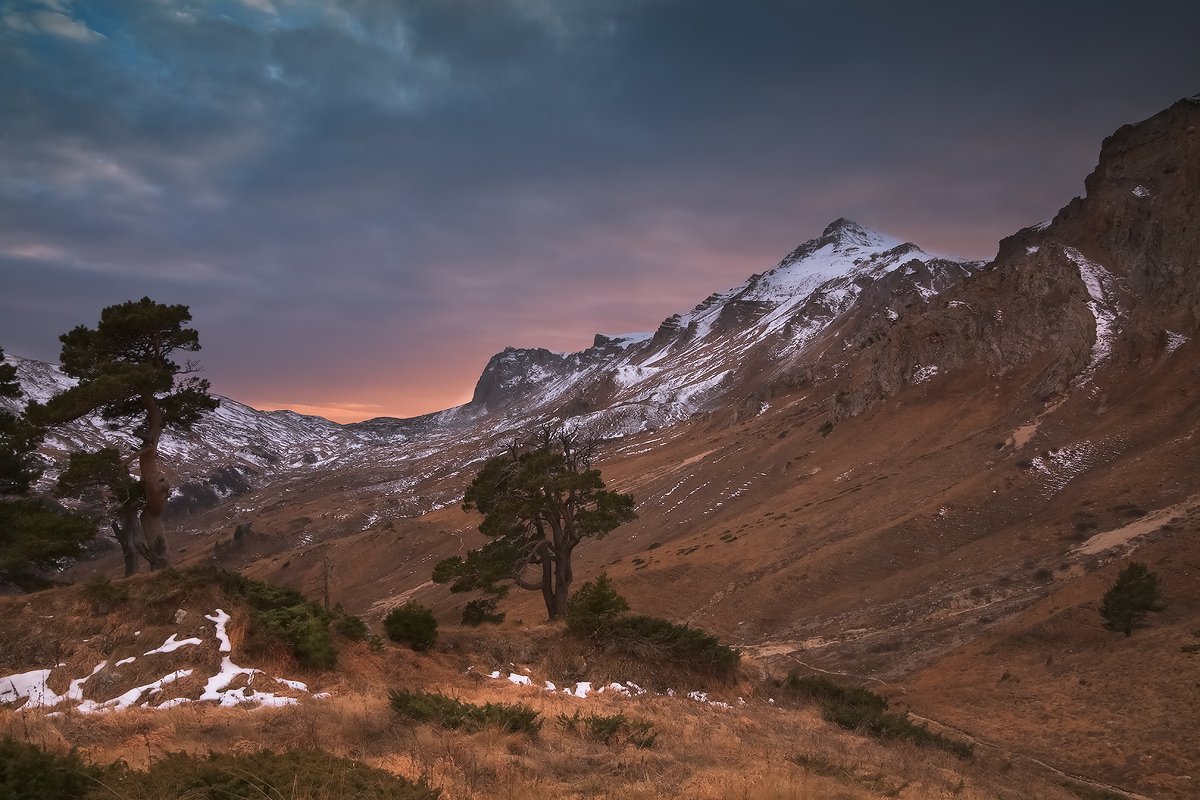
[
  {"x1": 28, "y1": 298, "x2": 218, "y2": 571},
  {"x1": 435, "y1": 423, "x2": 636, "y2": 621}
]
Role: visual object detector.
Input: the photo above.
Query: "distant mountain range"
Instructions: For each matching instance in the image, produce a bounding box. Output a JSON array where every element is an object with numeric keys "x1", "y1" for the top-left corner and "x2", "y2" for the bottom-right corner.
[{"x1": 6, "y1": 97, "x2": 1198, "y2": 528}]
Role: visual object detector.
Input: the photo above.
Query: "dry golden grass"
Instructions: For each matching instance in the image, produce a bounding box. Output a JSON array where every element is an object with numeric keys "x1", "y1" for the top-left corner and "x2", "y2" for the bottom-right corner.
[{"x1": 3, "y1": 625, "x2": 1092, "y2": 800}]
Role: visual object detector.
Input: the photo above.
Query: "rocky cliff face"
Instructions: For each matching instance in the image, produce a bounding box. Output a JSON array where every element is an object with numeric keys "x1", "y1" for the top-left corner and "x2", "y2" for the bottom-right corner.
[
  {"x1": 820, "y1": 96, "x2": 1200, "y2": 420},
  {"x1": 1054, "y1": 95, "x2": 1200, "y2": 351}
]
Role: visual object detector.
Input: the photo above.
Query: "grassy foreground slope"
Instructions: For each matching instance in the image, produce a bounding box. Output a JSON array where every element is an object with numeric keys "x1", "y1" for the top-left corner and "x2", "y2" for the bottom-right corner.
[{"x1": 0, "y1": 569, "x2": 1103, "y2": 800}]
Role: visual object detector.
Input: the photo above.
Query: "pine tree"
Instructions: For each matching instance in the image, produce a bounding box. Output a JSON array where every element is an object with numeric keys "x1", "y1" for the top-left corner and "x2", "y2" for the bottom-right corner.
[
  {"x1": 1099, "y1": 562, "x2": 1165, "y2": 637},
  {"x1": 0, "y1": 347, "x2": 96, "y2": 587},
  {"x1": 434, "y1": 423, "x2": 636, "y2": 621},
  {"x1": 0, "y1": 347, "x2": 42, "y2": 495},
  {"x1": 28, "y1": 298, "x2": 218, "y2": 570}
]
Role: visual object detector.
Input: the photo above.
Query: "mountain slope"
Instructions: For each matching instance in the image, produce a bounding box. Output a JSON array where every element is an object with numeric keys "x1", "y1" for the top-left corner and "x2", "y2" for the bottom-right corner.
[{"x1": 102, "y1": 95, "x2": 1198, "y2": 799}]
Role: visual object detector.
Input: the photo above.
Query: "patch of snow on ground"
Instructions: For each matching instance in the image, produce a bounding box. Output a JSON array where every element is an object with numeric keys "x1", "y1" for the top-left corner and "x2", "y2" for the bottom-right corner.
[
  {"x1": 612, "y1": 365, "x2": 660, "y2": 388},
  {"x1": 1029, "y1": 441, "x2": 1103, "y2": 498},
  {"x1": 144, "y1": 633, "x2": 202, "y2": 656},
  {"x1": 485, "y1": 670, "x2": 722, "y2": 707},
  {"x1": 914, "y1": 284, "x2": 937, "y2": 301},
  {"x1": 80, "y1": 669, "x2": 193, "y2": 714},
  {"x1": 911, "y1": 365, "x2": 939, "y2": 384},
  {"x1": 6, "y1": 599, "x2": 320, "y2": 715},
  {"x1": 199, "y1": 657, "x2": 262, "y2": 702},
  {"x1": 686, "y1": 690, "x2": 732, "y2": 709},
  {"x1": 0, "y1": 669, "x2": 64, "y2": 708},
  {"x1": 206, "y1": 609, "x2": 232, "y2": 652},
  {"x1": 1132, "y1": 185, "x2": 1151, "y2": 198},
  {"x1": 1165, "y1": 330, "x2": 1188, "y2": 355}
]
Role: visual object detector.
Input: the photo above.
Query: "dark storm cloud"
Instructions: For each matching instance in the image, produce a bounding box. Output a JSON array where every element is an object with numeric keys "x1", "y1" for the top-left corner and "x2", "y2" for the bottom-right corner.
[{"x1": 2, "y1": 0, "x2": 1198, "y2": 420}]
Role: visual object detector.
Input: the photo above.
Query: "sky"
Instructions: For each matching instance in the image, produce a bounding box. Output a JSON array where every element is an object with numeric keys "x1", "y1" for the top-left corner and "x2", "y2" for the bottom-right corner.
[{"x1": 2, "y1": 1, "x2": 1198, "y2": 423}]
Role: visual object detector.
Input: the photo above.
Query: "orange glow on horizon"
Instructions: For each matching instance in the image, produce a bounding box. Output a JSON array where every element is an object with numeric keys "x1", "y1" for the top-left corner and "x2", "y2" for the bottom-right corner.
[{"x1": 248, "y1": 390, "x2": 475, "y2": 424}]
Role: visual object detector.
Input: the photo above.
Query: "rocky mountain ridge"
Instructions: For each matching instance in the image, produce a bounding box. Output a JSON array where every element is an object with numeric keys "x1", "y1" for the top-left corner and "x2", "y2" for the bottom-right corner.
[
  {"x1": 5, "y1": 215, "x2": 986, "y2": 513},
  {"x1": 372, "y1": 216, "x2": 982, "y2": 441},
  {"x1": 6, "y1": 96, "x2": 1198, "y2": 540}
]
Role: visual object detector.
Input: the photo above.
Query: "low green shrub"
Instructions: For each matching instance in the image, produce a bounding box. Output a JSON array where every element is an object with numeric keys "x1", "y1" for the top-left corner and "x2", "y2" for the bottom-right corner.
[
  {"x1": 782, "y1": 673, "x2": 972, "y2": 759},
  {"x1": 557, "y1": 710, "x2": 658, "y2": 748},
  {"x1": 565, "y1": 573, "x2": 629, "y2": 636},
  {"x1": 139, "y1": 566, "x2": 368, "y2": 669},
  {"x1": 0, "y1": 739, "x2": 439, "y2": 800},
  {"x1": 389, "y1": 690, "x2": 540, "y2": 734},
  {"x1": 791, "y1": 752, "x2": 855, "y2": 780},
  {"x1": 461, "y1": 597, "x2": 504, "y2": 626},
  {"x1": 605, "y1": 614, "x2": 740, "y2": 679},
  {"x1": 83, "y1": 574, "x2": 129, "y2": 611},
  {"x1": 0, "y1": 736, "x2": 111, "y2": 800},
  {"x1": 783, "y1": 674, "x2": 887, "y2": 718},
  {"x1": 566, "y1": 574, "x2": 739, "y2": 680},
  {"x1": 333, "y1": 604, "x2": 370, "y2": 640},
  {"x1": 383, "y1": 602, "x2": 438, "y2": 651},
  {"x1": 253, "y1": 604, "x2": 338, "y2": 669}
]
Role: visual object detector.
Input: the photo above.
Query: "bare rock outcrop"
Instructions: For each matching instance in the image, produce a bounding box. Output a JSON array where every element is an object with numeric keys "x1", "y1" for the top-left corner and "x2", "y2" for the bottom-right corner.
[{"x1": 823, "y1": 95, "x2": 1200, "y2": 420}]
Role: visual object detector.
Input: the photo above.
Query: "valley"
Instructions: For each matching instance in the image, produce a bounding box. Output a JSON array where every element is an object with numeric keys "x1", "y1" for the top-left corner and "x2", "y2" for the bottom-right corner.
[{"x1": 3, "y1": 95, "x2": 1199, "y2": 799}]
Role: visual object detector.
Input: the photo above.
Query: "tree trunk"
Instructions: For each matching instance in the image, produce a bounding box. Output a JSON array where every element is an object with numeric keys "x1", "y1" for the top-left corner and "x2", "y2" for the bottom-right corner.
[
  {"x1": 111, "y1": 513, "x2": 139, "y2": 577},
  {"x1": 552, "y1": 547, "x2": 572, "y2": 619},
  {"x1": 137, "y1": 394, "x2": 170, "y2": 570},
  {"x1": 541, "y1": 556, "x2": 555, "y2": 620}
]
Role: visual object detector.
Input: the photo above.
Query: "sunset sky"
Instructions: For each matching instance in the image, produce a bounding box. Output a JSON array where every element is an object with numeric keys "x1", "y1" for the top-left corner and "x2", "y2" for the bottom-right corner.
[{"x1": 2, "y1": 1, "x2": 1198, "y2": 423}]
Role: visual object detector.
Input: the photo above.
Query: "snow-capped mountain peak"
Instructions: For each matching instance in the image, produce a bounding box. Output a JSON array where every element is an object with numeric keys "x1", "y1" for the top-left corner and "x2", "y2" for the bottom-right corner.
[
  {"x1": 775, "y1": 218, "x2": 909, "y2": 268},
  {"x1": 741, "y1": 221, "x2": 928, "y2": 307},
  {"x1": 454, "y1": 219, "x2": 975, "y2": 437}
]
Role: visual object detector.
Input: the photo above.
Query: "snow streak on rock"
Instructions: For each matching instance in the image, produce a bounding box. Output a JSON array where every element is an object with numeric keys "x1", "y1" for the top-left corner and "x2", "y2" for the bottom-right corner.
[{"x1": 1063, "y1": 247, "x2": 1120, "y2": 384}]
